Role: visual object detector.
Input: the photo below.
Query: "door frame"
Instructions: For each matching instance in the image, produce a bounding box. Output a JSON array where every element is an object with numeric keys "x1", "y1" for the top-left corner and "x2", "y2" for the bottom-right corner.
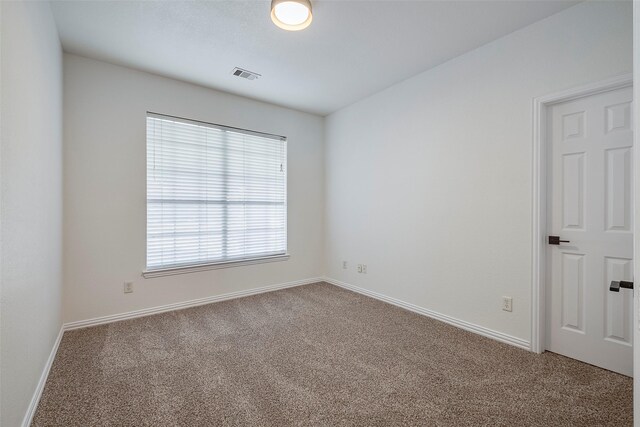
[{"x1": 531, "y1": 73, "x2": 633, "y2": 354}]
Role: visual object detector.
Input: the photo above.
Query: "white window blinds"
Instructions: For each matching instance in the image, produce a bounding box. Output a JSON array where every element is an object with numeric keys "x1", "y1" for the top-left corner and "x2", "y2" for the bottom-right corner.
[{"x1": 146, "y1": 113, "x2": 287, "y2": 271}]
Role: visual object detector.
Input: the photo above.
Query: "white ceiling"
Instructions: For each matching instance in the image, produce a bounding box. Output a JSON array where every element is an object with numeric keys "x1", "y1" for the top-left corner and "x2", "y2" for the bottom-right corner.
[{"x1": 51, "y1": 0, "x2": 580, "y2": 116}]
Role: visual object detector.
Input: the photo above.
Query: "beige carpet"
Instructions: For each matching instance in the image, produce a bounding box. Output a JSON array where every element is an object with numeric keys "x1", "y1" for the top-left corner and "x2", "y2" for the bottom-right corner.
[{"x1": 33, "y1": 282, "x2": 632, "y2": 426}]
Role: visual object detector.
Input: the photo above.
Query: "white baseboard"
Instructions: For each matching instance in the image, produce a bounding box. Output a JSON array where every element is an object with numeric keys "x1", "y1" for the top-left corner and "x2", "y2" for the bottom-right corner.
[
  {"x1": 324, "y1": 277, "x2": 531, "y2": 351},
  {"x1": 63, "y1": 277, "x2": 324, "y2": 331},
  {"x1": 21, "y1": 326, "x2": 64, "y2": 427}
]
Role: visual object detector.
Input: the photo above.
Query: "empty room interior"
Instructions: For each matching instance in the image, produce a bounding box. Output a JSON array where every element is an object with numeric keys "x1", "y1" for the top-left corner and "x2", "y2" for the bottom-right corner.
[{"x1": 2, "y1": 0, "x2": 640, "y2": 425}]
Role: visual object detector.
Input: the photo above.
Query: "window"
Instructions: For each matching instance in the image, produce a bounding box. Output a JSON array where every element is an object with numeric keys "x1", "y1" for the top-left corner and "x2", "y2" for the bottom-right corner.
[{"x1": 145, "y1": 113, "x2": 287, "y2": 274}]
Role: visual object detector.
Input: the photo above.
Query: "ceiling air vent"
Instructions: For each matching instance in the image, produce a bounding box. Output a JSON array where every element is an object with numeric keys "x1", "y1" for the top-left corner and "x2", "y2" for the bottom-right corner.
[{"x1": 231, "y1": 67, "x2": 261, "y2": 81}]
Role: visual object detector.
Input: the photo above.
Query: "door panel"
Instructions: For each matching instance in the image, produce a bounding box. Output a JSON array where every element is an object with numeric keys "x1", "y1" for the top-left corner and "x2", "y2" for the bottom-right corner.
[
  {"x1": 562, "y1": 152, "x2": 585, "y2": 229},
  {"x1": 561, "y1": 252, "x2": 585, "y2": 332},
  {"x1": 547, "y1": 85, "x2": 633, "y2": 377},
  {"x1": 605, "y1": 147, "x2": 631, "y2": 231}
]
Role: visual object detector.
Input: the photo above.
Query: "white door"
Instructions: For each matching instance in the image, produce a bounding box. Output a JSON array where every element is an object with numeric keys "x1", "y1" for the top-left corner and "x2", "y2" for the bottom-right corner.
[{"x1": 547, "y1": 85, "x2": 634, "y2": 377}]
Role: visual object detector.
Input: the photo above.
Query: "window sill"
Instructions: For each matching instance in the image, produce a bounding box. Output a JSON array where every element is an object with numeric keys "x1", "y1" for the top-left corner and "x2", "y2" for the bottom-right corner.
[{"x1": 142, "y1": 254, "x2": 290, "y2": 279}]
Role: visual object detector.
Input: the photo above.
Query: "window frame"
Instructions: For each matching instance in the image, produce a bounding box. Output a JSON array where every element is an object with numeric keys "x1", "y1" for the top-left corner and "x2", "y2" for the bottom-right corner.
[{"x1": 143, "y1": 112, "x2": 289, "y2": 278}]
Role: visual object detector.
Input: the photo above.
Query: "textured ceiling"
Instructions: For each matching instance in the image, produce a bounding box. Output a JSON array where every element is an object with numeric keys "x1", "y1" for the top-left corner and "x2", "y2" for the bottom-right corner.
[{"x1": 51, "y1": 0, "x2": 580, "y2": 116}]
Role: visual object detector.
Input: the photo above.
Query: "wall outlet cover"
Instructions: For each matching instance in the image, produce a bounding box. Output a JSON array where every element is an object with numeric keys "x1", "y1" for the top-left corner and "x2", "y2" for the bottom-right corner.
[
  {"x1": 502, "y1": 296, "x2": 512, "y2": 312},
  {"x1": 124, "y1": 282, "x2": 134, "y2": 294}
]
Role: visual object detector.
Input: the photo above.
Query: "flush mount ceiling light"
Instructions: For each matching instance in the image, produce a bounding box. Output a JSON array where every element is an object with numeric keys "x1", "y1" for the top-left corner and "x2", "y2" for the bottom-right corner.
[{"x1": 271, "y1": 0, "x2": 313, "y2": 31}]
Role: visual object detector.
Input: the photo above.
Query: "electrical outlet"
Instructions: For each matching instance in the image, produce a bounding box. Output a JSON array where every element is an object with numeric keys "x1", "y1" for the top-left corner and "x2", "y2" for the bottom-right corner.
[
  {"x1": 357, "y1": 264, "x2": 363, "y2": 273},
  {"x1": 362, "y1": 264, "x2": 367, "y2": 274},
  {"x1": 342, "y1": 261, "x2": 348, "y2": 269},
  {"x1": 502, "y1": 296, "x2": 512, "y2": 312},
  {"x1": 124, "y1": 282, "x2": 134, "y2": 294}
]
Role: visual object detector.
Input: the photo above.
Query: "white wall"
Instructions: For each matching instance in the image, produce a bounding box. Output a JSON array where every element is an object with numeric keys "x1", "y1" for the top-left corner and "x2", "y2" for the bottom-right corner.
[
  {"x1": 63, "y1": 54, "x2": 324, "y2": 323},
  {"x1": 0, "y1": 2, "x2": 63, "y2": 426},
  {"x1": 324, "y1": 1, "x2": 632, "y2": 342}
]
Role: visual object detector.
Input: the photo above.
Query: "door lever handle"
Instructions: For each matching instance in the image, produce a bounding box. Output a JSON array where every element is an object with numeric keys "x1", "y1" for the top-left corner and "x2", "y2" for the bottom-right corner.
[
  {"x1": 610, "y1": 281, "x2": 634, "y2": 292},
  {"x1": 548, "y1": 236, "x2": 570, "y2": 245}
]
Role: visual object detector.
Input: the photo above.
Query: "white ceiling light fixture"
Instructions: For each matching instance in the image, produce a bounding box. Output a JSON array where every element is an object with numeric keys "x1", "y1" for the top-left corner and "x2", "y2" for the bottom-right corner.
[{"x1": 271, "y1": 0, "x2": 313, "y2": 31}]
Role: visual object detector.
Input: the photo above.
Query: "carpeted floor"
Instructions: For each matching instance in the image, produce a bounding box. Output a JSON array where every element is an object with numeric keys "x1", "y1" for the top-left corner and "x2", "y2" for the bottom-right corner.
[{"x1": 33, "y1": 282, "x2": 632, "y2": 426}]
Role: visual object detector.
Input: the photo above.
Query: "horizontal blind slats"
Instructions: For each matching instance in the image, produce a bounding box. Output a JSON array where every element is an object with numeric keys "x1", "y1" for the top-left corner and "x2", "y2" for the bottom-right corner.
[{"x1": 146, "y1": 114, "x2": 287, "y2": 270}]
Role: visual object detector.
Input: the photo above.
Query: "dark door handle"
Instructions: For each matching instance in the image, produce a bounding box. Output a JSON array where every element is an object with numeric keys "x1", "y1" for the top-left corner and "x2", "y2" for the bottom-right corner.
[
  {"x1": 548, "y1": 236, "x2": 570, "y2": 245},
  {"x1": 610, "y1": 281, "x2": 634, "y2": 292}
]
